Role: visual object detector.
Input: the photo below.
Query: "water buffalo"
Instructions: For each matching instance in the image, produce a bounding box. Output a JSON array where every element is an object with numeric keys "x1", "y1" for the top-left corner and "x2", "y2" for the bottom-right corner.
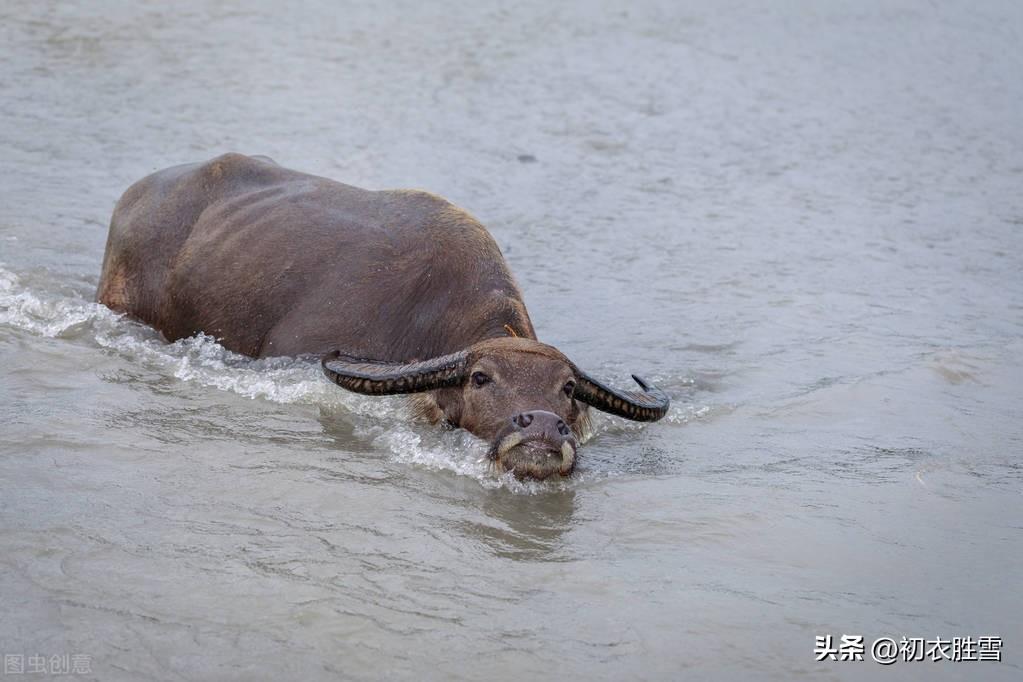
[{"x1": 97, "y1": 153, "x2": 669, "y2": 479}]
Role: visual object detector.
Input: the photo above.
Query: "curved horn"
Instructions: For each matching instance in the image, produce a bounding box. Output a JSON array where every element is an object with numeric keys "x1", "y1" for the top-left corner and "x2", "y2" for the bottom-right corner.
[
  {"x1": 573, "y1": 371, "x2": 670, "y2": 421},
  {"x1": 322, "y1": 350, "x2": 469, "y2": 395}
]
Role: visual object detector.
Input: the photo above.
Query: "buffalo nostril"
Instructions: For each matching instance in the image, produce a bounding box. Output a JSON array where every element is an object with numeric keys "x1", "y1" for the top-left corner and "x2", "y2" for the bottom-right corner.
[
  {"x1": 557, "y1": 420, "x2": 569, "y2": 436},
  {"x1": 513, "y1": 412, "x2": 533, "y2": 428}
]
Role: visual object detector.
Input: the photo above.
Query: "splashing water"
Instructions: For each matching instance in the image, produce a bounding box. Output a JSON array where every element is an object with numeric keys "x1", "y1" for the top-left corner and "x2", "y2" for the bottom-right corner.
[{"x1": 1, "y1": 265, "x2": 684, "y2": 491}]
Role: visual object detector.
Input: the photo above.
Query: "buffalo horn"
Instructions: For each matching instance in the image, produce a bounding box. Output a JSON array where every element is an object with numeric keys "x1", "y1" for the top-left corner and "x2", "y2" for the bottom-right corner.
[
  {"x1": 321, "y1": 350, "x2": 469, "y2": 395},
  {"x1": 573, "y1": 371, "x2": 670, "y2": 421}
]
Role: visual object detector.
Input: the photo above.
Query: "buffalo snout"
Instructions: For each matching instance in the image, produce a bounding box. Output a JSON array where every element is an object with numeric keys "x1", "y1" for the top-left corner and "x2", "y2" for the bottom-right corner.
[{"x1": 490, "y1": 410, "x2": 577, "y2": 480}]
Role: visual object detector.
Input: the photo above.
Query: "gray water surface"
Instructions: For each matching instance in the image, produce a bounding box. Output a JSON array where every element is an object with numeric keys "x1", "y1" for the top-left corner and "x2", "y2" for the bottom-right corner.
[{"x1": 2, "y1": 1, "x2": 1022, "y2": 680}]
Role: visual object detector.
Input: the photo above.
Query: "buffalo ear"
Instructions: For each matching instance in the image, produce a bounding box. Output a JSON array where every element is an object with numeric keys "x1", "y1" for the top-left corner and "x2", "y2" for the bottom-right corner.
[
  {"x1": 572, "y1": 371, "x2": 670, "y2": 421},
  {"x1": 321, "y1": 350, "x2": 470, "y2": 395}
]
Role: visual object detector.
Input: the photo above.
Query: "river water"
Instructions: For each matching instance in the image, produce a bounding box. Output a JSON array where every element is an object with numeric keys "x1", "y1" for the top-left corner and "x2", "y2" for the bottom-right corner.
[{"x1": 1, "y1": 1, "x2": 1021, "y2": 680}]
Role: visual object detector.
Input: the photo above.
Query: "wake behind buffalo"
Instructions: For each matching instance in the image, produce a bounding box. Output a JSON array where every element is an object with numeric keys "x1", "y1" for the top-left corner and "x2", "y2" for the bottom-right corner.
[{"x1": 97, "y1": 153, "x2": 668, "y2": 479}]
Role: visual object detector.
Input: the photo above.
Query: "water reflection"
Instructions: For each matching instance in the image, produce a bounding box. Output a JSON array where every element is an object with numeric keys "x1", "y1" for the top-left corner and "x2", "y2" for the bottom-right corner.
[{"x1": 463, "y1": 488, "x2": 577, "y2": 561}]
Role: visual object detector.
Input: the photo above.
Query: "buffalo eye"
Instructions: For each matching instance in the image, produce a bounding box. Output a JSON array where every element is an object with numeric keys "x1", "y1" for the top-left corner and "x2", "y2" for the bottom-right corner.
[
  {"x1": 563, "y1": 380, "x2": 576, "y2": 397},
  {"x1": 471, "y1": 371, "x2": 491, "y2": 388}
]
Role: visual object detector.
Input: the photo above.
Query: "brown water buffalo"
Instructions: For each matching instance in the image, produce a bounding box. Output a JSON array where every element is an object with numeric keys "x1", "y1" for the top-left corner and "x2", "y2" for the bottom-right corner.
[{"x1": 97, "y1": 153, "x2": 669, "y2": 478}]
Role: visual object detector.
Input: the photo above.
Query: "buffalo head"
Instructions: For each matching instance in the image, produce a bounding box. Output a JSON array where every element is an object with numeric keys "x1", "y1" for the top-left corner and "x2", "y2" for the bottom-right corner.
[{"x1": 322, "y1": 337, "x2": 669, "y2": 480}]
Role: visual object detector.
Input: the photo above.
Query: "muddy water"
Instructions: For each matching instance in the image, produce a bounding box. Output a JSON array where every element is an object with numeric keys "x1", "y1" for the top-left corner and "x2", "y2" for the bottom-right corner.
[{"x1": 2, "y1": 1, "x2": 1022, "y2": 680}]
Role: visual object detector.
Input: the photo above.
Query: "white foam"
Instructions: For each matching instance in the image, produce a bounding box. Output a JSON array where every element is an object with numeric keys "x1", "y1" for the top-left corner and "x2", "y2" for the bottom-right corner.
[
  {"x1": 0, "y1": 266, "x2": 108, "y2": 338},
  {"x1": 0, "y1": 265, "x2": 393, "y2": 413}
]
